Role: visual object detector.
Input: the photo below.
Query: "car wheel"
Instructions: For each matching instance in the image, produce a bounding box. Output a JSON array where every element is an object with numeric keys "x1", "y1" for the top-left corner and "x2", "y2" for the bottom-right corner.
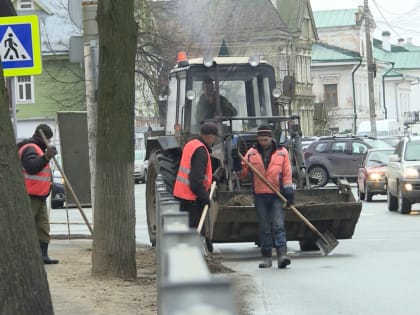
[
  {"x1": 358, "y1": 183, "x2": 365, "y2": 201},
  {"x1": 398, "y1": 184, "x2": 411, "y2": 214},
  {"x1": 142, "y1": 169, "x2": 148, "y2": 184},
  {"x1": 387, "y1": 187, "x2": 398, "y2": 211},
  {"x1": 308, "y1": 166, "x2": 329, "y2": 187}
]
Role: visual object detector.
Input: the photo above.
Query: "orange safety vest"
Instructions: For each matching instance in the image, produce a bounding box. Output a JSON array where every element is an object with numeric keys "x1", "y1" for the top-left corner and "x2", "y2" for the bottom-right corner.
[
  {"x1": 18, "y1": 143, "x2": 52, "y2": 197},
  {"x1": 240, "y1": 146, "x2": 293, "y2": 194},
  {"x1": 173, "y1": 139, "x2": 212, "y2": 200}
]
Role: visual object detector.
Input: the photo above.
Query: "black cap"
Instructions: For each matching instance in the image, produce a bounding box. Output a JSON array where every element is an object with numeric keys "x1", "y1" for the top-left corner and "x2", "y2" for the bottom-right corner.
[
  {"x1": 200, "y1": 122, "x2": 219, "y2": 136},
  {"x1": 33, "y1": 124, "x2": 53, "y2": 140}
]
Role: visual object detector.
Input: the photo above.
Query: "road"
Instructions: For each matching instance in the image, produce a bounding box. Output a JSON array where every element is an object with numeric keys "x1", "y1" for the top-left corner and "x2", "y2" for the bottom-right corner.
[{"x1": 50, "y1": 184, "x2": 420, "y2": 315}]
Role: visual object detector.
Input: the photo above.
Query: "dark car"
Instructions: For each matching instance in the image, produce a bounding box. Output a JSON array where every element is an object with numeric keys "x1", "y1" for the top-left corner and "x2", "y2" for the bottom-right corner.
[
  {"x1": 357, "y1": 148, "x2": 394, "y2": 202},
  {"x1": 304, "y1": 136, "x2": 393, "y2": 186},
  {"x1": 51, "y1": 182, "x2": 65, "y2": 209}
]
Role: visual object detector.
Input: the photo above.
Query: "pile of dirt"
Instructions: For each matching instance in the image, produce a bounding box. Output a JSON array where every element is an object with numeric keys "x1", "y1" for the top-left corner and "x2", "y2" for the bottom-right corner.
[{"x1": 223, "y1": 194, "x2": 254, "y2": 206}]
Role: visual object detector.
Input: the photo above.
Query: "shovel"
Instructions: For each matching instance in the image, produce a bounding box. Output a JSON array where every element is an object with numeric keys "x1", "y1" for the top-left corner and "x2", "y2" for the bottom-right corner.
[
  {"x1": 238, "y1": 151, "x2": 338, "y2": 255},
  {"x1": 197, "y1": 181, "x2": 217, "y2": 234},
  {"x1": 39, "y1": 130, "x2": 93, "y2": 235}
]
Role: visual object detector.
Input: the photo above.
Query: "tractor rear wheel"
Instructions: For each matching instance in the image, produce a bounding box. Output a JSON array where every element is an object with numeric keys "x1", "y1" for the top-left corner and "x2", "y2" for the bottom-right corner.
[{"x1": 145, "y1": 149, "x2": 180, "y2": 246}]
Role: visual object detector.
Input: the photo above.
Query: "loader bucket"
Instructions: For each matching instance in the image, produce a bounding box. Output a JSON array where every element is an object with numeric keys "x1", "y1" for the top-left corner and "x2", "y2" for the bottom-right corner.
[{"x1": 208, "y1": 182, "x2": 362, "y2": 251}]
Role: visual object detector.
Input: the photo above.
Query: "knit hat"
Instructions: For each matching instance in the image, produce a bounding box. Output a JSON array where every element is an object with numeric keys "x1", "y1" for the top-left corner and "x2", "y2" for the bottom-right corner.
[
  {"x1": 200, "y1": 122, "x2": 219, "y2": 136},
  {"x1": 33, "y1": 124, "x2": 53, "y2": 140},
  {"x1": 257, "y1": 125, "x2": 273, "y2": 137}
]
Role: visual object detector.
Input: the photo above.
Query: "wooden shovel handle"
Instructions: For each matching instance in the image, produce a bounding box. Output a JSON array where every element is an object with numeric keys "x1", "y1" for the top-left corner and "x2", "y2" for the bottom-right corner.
[
  {"x1": 197, "y1": 181, "x2": 217, "y2": 233},
  {"x1": 237, "y1": 151, "x2": 326, "y2": 240},
  {"x1": 39, "y1": 129, "x2": 93, "y2": 235}
]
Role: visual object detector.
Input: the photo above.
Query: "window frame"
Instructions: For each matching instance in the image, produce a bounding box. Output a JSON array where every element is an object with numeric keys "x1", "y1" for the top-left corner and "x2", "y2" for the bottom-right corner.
[{"x1": 15, "y1": 75, "x2": 35, "y2": 104}]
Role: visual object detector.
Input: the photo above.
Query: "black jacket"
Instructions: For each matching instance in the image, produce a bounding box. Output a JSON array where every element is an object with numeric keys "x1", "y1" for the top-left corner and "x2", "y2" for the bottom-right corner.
[{"x1": 189, "y1": 136, "x2": 212, "y2": 206}]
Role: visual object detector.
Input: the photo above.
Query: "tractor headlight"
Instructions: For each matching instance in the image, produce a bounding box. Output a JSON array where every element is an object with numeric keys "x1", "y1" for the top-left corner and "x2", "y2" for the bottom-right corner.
[
  {"x1": 203, "y1": 56, "x2": 214, "y2": 67},
  {"x1": 272, "y1": 88, "x2": 282, "y2": 98},
  {"x1": 248, "y1": 55, "x2": 260, "y2": 67},
  {"x1": 186, "y1": 90, "x2": 196, "y2": 100}
]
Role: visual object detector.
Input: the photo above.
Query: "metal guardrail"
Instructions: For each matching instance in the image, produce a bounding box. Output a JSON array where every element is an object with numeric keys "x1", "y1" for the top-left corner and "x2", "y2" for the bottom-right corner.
[{"x1": 155, "y1": 175, "x2": 237, "y2": 315}]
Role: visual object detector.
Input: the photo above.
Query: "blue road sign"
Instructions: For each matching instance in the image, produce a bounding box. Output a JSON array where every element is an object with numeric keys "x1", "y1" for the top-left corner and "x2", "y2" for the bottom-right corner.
[{"x1": 0, "y1": 15, "x2": 42, "y2": 76}]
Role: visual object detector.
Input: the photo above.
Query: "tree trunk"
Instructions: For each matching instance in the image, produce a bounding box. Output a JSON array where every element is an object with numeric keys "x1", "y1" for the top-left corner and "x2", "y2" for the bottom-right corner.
[
  {"x1": 92, "y1": 0, "x2": 137, "y2": 279},
  {"x1": 0, "y1": 68, "x2": 54, "y2": 312}
]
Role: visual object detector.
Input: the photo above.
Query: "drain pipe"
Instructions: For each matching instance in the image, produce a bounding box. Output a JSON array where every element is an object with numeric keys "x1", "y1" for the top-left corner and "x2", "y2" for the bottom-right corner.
[
  {"x1": 352, "y1": 58, "x2": 362, "y2": 134},
  {"x1": 382, "y1": 62, "x2": 395, "y2": 119}
]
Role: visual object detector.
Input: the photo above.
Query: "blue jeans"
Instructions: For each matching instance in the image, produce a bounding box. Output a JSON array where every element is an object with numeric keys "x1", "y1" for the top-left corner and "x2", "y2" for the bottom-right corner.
[{"x1": 254, "y1": 194, "x2": 287, "y2": 257}]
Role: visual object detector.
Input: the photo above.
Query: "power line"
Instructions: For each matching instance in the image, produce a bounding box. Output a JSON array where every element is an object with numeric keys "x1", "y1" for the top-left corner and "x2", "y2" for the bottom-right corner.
[{"x1": 372, "y1": 0, "x2": 404, "y2": 39}]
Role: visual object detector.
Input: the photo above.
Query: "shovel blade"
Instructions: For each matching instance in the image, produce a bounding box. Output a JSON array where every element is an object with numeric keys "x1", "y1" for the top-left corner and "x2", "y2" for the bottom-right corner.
[{"x1": 316, "y1": 230, "x2": 339, "y2": 256}]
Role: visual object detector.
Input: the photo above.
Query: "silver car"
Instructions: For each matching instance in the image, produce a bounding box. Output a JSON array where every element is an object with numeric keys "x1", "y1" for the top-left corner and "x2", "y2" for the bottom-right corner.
[{"x1": 135, "y1": 150, "x2": 148, "y2": 184}]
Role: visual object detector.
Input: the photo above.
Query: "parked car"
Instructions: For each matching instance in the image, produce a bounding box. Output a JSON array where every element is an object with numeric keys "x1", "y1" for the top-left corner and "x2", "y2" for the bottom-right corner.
[
  {"x1": 386, "y1": 136, "x2": 420, "y2": 214},
  {"x1": 378, "y1": 136, "x2": 401, "y2": 148},
  {"x1": 51, "y1": 182, "x2": 65, "y2": 209},
  {"x1": 135, "y1": 149, "x2": 148, "y2": 184},
  {"x1": 301, "y1": 136, "x2": 319, "y2": 150},
  {"x1": 304, "y1": 136, "x2": 393, "y2": 186},
  {"x1": 357, "y1": 148, "x2": 394, "y2": 202},
  {"x1": 50, "y1": 154, "x2": 66, "y2": 209}
]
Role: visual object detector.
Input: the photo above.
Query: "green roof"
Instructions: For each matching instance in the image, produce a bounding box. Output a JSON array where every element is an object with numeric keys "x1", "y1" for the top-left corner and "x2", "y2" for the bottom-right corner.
[
  {"x1": 313, "y1": 9, "x2": 359, "y2": 28},
  {"x1": 374, "y1": 47, "x2": 420, "y2": 70},
  {"x1": 312, "y1": 43, "x2": 361, "y2": 63}
]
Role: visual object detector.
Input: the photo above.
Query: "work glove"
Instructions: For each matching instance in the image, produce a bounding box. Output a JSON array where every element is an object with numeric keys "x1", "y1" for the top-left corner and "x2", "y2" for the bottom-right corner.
[
  {"x1": 44, "y1": 145, "x2": 57, "y2": 161},
  {"x1": 212, "y1": 167, "x2": 224, "y2": 183},
  {"x1": 231, "y1": 149, "x2": 242, "y2": 172},
  {"x1": 197, "y1": 191, "x2": 211, "y2": 208},
  {"x1": 283, "y1": 186, "x2": 294, "y2": 208}
]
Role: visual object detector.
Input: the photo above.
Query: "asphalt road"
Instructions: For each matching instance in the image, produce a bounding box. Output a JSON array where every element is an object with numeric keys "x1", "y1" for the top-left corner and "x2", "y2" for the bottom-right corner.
[
  {"x1": 50, "y1": 184, "x2": 420, "y2": 315},
  {"x1": 217, "y1": 190, "x2": 420, "y2": 315}
]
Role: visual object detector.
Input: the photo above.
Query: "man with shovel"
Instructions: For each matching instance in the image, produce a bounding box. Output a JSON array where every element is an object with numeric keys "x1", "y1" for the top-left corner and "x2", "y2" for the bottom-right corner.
[
  {"x1": 233, "y1": 125, "x2": 294, "y2": 268},
  {"x1": 17, "y1": 124, "x2": 59, "y2": 264},
  {"x1": 173, "y1": 122, "x2": 219, "y2": 250}
]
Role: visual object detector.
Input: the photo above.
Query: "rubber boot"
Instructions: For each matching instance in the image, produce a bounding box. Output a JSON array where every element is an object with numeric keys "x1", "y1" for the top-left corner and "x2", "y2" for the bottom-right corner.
[
  {"x1": 40, "y1": 241, "x2": 59, "y2": 264},
  {"x1": 259, "y1": 249, "x2": 272, "y2": 268},
  {"x1": 259, "y1": 257, "x2": 272, "y2": 268},
  {"x1": 276, "y1": 247, "x2": 291, "y2": 269}
]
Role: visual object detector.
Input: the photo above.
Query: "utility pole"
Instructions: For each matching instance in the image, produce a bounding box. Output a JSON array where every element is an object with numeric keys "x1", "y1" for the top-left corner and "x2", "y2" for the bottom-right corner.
[
  {"x1": 364, "y1": 0, "x2": 377, "y2": 137},
  {"x1": 82, "y1": 0, "x2": 98, "y2": 212}
]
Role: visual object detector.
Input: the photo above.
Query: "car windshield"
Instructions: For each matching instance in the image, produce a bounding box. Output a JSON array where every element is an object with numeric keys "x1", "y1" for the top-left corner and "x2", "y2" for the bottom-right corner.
[
  {"x1": 366, "y1": 150, "x2": 394, "y2": 167},
  {"x1": 405, "y1": 140, "x2": 420, "y2": 161},
  {"x1": 362, "y1": 138, "x2": 393, "y2": 149}
]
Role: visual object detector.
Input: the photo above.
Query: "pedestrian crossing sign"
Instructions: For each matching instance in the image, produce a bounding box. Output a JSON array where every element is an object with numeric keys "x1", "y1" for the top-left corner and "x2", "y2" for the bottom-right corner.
[{"x1": 0, "y1": 15, "x2": 42, "y2": 77}]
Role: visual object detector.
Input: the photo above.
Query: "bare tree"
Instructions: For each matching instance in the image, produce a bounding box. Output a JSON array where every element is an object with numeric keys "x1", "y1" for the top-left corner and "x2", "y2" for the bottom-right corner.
[
  {"x1": 91, "y1": 0, "x2": 137, "y2": 279},
  {"x1": 0, "y1": 68, "x2": 54, "y2": 313}
]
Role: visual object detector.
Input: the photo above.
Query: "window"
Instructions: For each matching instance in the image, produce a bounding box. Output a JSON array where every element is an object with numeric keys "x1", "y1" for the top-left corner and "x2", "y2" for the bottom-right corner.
[
  {"x1": 324, "y1": 84, "x2": 338, "y2": 107},
  {"x1": 352, "y1": 142, "x2": 367, "y2": 155},
  {"x1": 15, "y1": 75, "x2": 34, "y2": 103},
  {"x1": 17, "y1": 0, "x2": 34, "y2": 10},
  {"x1": 331, "y1": 141, "x2": 347, "y2": 153}
]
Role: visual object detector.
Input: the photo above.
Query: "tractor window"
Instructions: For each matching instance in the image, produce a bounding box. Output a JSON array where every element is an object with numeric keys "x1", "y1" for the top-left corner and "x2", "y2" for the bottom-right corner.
[
  {"x1": 165, "y1": 77, "x2": 178, "y2": 135},
  {"x1": 188, "y1": 65, "x2": 275, "y2": 134}
]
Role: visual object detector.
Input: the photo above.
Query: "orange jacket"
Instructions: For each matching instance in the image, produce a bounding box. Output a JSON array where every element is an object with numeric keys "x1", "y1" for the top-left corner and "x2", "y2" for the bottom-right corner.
[
  {"x1": 239, "y1": 145, "x2": 293, "y2": 194},
  {"x1": 18, "y1": 143, "x2": 52, "y2": 197},
  {"x1": 173, "y1": 139, "x2": 212, "y2": 200}
]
